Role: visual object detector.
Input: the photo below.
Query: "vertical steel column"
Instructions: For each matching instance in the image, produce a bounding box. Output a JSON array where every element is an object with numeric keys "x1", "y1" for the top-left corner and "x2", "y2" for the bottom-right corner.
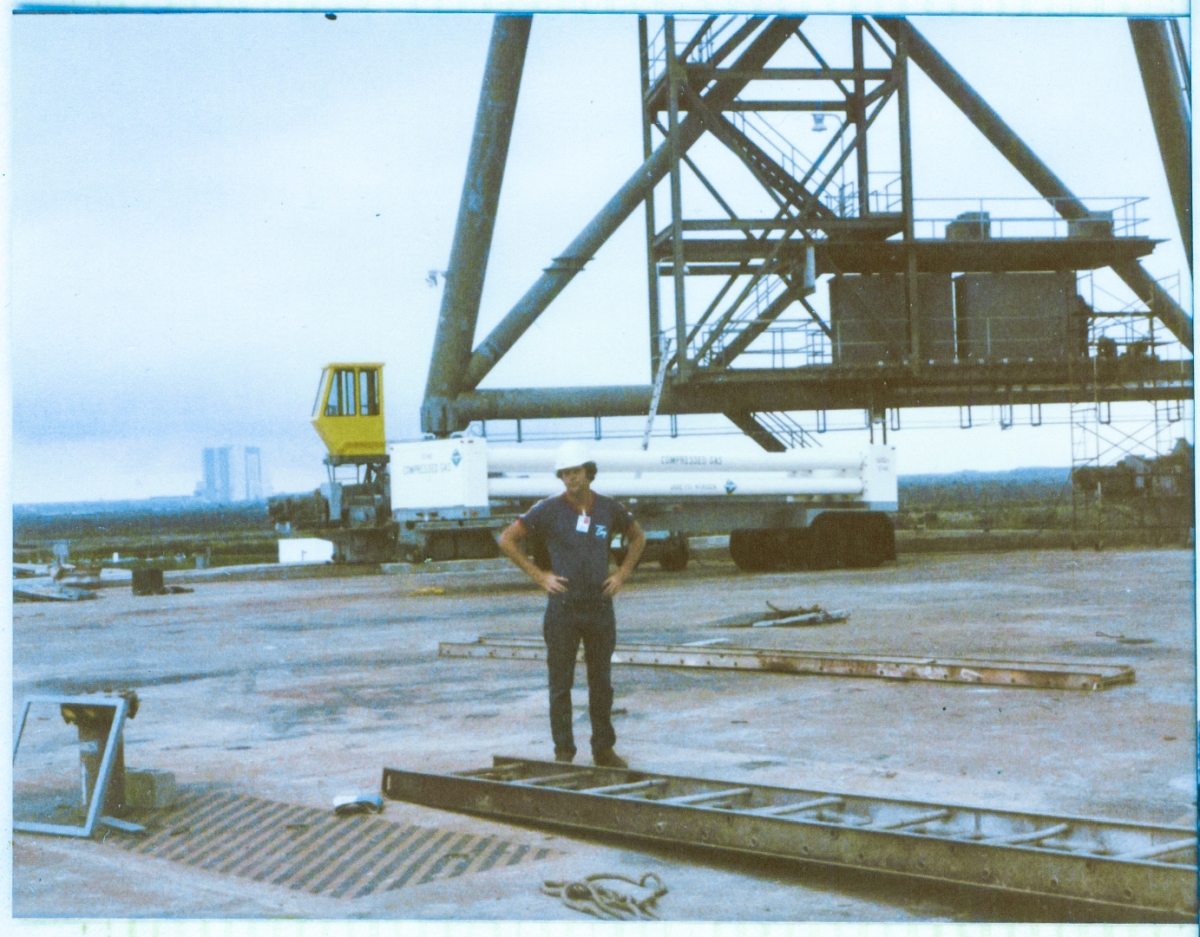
[
  {"x1": 665, "y1": 16, "x2": 690, "y2": 378},
  {"x1": 422, "y1": 15, "x2": 532, "y2": 435},
  {"x1": 896, "y1": 27, "x2": 919, "y2": 367},
  {"x1": 639, "y1": 16, "x2": 663, "y2": 378},
  {"x1": 852, "y1": 16, "x2": 870, "y2": 217},
  {"x1": 1129, "y1": 18, "x2": 1192, "y2": 271}
]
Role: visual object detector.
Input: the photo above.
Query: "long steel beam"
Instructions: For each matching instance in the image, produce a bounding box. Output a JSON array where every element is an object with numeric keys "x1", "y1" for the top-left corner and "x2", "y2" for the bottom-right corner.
[
  {"x1": 422, "y1": 15, "x2": 532, "y2": 435},
  {"x1": 1128, "y1": 18, "x2": 1192, "y2": 271},
  {"x1": 874, "y1": 17, "x2": 1193, "y2": 353},
  {"x1": 683, "y1": 66, "x2": 894, "y2": 82},
  {"x1": 440, "y1": 637, "x2": 1135, "y2": 691},
  {"x1": 457, "y1": 17, "x2": 803, "y2": 401},
  {"x1": 382, "y1": 756, "x2": 1197, "y2": 921},
  {"x1": 658, "y1": 236, "x2": 1155, "y2": 272},
  {"x1": 448, "y1": 364, "x2": 1191, "y2": 421}
]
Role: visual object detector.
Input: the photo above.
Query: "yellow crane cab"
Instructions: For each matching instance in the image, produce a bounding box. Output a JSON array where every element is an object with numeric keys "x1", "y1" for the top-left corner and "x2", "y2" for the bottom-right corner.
[{"x1": 311, "y1": 363, "x2": 386, "y2": 460}]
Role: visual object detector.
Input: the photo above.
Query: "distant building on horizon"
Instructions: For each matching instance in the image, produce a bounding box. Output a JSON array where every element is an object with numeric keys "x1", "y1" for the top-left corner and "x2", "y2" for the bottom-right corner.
[{"x1": 197, "y1": 446, "x2": 264, "y2": 503}]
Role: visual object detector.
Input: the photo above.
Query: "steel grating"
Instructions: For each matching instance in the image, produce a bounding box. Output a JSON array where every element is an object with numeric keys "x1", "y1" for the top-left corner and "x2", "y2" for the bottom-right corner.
[
  {"x1": 383, "y1": 756, "x2": 1197, "y2": 922},
  {"x1": 102, "y1": 789, "x2": 554, "y2": 899},
  {"x1": 440, "y1": 637, "x2": 1136, "y2": 691}
]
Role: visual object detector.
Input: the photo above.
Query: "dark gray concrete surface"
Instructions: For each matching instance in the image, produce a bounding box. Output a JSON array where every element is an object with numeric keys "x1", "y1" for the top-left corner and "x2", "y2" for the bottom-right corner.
[{"x1": 11, "y1": 547, "x2": 1197, "y2": 921}]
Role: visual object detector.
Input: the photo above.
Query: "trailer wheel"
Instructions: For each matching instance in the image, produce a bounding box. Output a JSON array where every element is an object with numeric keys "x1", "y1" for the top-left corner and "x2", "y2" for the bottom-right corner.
[
  {"x1": 783, "y1": 528, "x2": 814, "y2": 571},
  {"x1": 730, "y1": 529, "x2": 780, "y2": 572},
  {"x1": 808, "y1": 512, "x2": 895, "y2": 569},
  {"x1": 658, "y1": 534, "x2": 689, "y2": 572},
  {"x1": 424, "y1": 532, "x2": 458, "y2": 562},
  {"x1": 807, "y1": 513, "x2": 848, "y2": 569}
]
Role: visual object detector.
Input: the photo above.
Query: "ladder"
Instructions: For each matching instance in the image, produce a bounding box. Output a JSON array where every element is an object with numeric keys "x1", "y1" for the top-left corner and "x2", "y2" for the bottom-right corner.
[{"x1": 382, "y1": 756, "x2": 1197, "y2": 921}]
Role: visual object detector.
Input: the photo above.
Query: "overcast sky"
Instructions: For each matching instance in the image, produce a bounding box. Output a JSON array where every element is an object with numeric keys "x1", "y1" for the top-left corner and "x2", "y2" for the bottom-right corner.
[{"x1": 9, "y1": 10, "x2": 1193, "y2": 503}]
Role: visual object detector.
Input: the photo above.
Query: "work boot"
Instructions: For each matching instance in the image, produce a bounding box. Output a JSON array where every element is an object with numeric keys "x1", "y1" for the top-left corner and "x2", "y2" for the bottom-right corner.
[
  {"x1": 592, "y1": 749, "x2": 628, "y2": 769},
  {"x1": 555, "y1": 748, "x2": 576, "y2": 763}
]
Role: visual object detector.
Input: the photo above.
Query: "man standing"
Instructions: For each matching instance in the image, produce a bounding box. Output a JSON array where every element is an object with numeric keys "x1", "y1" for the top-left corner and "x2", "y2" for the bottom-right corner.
[{"x1": 498, "y1": 441, "x2": 646, "y2": 767}]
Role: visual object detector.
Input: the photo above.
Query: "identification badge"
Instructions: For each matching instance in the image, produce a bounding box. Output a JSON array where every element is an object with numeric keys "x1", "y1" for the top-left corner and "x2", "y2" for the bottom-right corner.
[{"x1": 576, "y1": 514, "x2": 591, "y2": 534}]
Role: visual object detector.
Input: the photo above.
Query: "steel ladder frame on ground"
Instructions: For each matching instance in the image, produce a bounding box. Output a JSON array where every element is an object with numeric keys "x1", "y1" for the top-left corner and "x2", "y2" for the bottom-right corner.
[{"x1": 383, "y1": 756, "x2": 1197, "y2": 921}]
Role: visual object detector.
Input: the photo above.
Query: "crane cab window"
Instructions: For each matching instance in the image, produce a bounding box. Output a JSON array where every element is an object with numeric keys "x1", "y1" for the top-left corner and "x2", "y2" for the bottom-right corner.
[
  {"x1": 359, "y1": 369, "x2": 379, "y2": 416},
  {"x1": 312, "y1": 368, "x2": 331, "y2": 418},
  {"x1": 324, "y1": 368, "x2": 358, "y2": 417}
]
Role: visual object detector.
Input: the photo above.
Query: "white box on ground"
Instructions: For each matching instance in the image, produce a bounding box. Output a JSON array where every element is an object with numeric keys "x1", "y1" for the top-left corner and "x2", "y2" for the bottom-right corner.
[{"x1": 278, "y1": 538, "x2": 335, "y2": 565}]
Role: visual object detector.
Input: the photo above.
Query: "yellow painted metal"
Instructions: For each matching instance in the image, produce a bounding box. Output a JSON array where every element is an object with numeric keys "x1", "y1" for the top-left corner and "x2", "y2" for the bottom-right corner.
[{"x1": 311, "y1": 363, "x2": 386, "y2": 458}]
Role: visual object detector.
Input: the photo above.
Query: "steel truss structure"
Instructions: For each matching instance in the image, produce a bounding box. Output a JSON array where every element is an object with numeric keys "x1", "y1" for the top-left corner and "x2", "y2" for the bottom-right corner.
[{"x1": 422, "y1": 14, "x2": 1192, "y2": 452}]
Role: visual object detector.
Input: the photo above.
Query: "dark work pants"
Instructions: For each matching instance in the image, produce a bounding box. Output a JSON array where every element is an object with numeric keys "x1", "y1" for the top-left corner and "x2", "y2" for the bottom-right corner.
[{"x1": 542, "y1": 596, "x2": 617, "y2": 757}]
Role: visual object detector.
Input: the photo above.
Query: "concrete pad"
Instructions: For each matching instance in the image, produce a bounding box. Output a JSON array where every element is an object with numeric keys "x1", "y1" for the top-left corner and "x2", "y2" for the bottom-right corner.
[{"x1": 12, "y1": 547, "x2": 1196, "y2": 921}]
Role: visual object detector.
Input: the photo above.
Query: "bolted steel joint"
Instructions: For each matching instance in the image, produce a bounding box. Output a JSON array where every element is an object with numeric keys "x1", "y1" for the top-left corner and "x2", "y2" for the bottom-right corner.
[{"x1": 420, "y1": 396, "x2": 468, "y2": 437}]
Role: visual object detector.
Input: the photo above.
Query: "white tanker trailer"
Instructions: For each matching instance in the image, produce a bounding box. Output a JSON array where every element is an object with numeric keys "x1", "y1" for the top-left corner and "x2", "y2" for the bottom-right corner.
[
  {"x1": 387, "y1": 437, "x2": 897, "y2": 572},
  {"x1": 269, "y1": 363, "x2": 897, "y2": 572}
]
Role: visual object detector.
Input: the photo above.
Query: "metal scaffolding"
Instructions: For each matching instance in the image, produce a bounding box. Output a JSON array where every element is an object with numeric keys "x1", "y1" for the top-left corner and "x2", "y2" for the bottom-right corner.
[{"x1": 1069, "y1": 273, "x2": 1193, "y2": 546}]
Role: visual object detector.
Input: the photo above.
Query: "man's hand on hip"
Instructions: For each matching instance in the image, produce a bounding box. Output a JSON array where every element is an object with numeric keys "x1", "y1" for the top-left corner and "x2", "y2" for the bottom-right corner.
[
  {"x1": 602, "y1": 571, "x2": 629, "y2": 597},
  {"x1": 538, "y1": 571, "x2": 569, "y2": 594}
]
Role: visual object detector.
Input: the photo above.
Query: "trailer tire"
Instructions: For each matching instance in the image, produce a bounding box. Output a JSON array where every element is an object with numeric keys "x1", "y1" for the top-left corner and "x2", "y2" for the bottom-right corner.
[
  {"x1": 658, "y1": 534, "x2": 689, "y2": 572},
  {"x1": 808, "y1": 513, "x2": 848, "y2": 569},
  {"x1": 730, "y1": 529, "x2": 784, "y2": 572},
  {"x1": 783, "y1": 528, "x2": 814, "y2": 570},
  {"x1": 808, "y1": 512, "x2": 895, "y2": 569}
]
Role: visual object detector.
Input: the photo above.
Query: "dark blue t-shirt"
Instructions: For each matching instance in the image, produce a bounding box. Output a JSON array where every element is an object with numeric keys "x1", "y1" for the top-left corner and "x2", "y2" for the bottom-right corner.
[{"x1": 520, "y1": 492, "x2": 632, "y2": 604}]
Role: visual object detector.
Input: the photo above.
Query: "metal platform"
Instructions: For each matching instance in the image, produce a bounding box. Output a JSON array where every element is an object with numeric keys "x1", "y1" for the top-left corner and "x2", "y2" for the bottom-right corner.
[
  {"x1": 440, "y1": 637, "x2": 1136, "y2": 691},
  {"x1": 382, "y1": 756, "x2": 1197, "y2": 921},
  {"x1": 658, "y1": 236, "x2": 1158, "y2": 274}
]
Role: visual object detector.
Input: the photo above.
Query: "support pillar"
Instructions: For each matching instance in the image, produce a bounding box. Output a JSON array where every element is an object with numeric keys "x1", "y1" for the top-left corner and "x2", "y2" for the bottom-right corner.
[
  {"x1": 896, "y1": 27, "x2": 919, "y2": 368},
  {"x1": 1129, "y1": 18, "x2": 1191, "y2": 271},
  {"x1": 638, "y1": 16, "x2": 663, "y2": 378},
  {"x1": 666, "y1": 16, "x2": 690, "y2": 379},
  {"x1": 852, "y1": 16, "x2": 870, "y2": 217},
  {"x1": 422, "y1": 15, "x2": 532, "y2": 435}
]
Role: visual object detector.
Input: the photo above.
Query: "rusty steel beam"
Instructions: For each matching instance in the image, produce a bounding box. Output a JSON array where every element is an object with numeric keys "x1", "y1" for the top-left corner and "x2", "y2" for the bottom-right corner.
[
  {"x1": 383, "y1": 756, "x2": 1196, "y2": 921},
  {"x1": 1129, "y1": 18, "x2": 1192, "y2": 270},
  {"x1": 440, "y1": 637, "x2": 1136, "y2": 691},
  {"x1": 461, "y1": 17, "x2": 803, "y2": 396},
  {"x1": 874, "y1": 16, "x2": 1193, "y2": 353},
  {"x1": 422, "y1": 15, "x2": 532, "y2": 435}
]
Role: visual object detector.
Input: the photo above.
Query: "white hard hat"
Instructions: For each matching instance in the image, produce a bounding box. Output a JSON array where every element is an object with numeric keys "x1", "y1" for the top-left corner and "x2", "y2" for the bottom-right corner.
[{"x1": 554, "y1": 441, "x2": 594, "y2": 474}]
